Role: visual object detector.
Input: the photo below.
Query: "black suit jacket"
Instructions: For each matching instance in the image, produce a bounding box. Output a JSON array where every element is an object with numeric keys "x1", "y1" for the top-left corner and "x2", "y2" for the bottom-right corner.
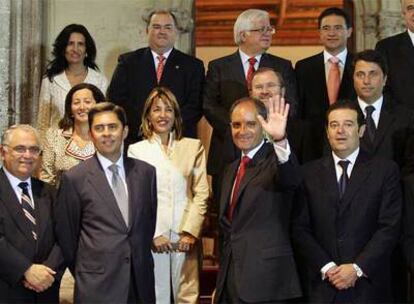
[
  {"x1": 215, "y1": 143, "x2": 302, "y2": 302},
  {"x1": 355, "y1": 96, "x2": 414, "y2": 170},
  {"x1": 0, "y1": 169, "x2": 63, "y2": 303},
  {"x1": 55, "y1": 156, "x2": 157, "y2": 303},
  {"x1": 403, "y1": 174, "x2": 414, "y2": 273},
  {"x1": 292, "y1": 152, "x2": 402, "y2": 302},
  {"x1": 376, "y1": 31, "x2": 414, "y2": 108},
  {"x1": 295, "y1": 51, "x2": 356, "y2": 162},
  {"x1": 107, "y1": 47, "x2": 205, "y2": 145},
  {"x1": 203, "y1": 51, "x2": 299, "y2": 176}
]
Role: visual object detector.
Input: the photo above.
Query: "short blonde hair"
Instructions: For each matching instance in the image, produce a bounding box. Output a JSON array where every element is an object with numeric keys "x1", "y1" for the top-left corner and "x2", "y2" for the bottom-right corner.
[{"x1": 140, "y1": 87, "x2": 183, "y2": 140}]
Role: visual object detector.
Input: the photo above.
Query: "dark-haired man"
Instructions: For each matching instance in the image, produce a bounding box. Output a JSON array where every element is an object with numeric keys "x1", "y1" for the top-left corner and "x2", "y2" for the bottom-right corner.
[
  {"x1": 295, "y1": 7, "x2": 356, "y2": 162},
  {"x1": 292, "y1": 100, "x2": 402, "y2": 302},
  {"x1": 55, "y1": 102, "x2": 157, "y2": 303},
  {"x1": 108, "y1": 10, "x2": 204, "y2": 147}
]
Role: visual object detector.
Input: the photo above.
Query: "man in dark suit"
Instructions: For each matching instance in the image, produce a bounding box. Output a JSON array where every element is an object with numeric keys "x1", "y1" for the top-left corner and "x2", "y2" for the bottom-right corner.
[
  {"x1": 351, "y1": 49, "x2": 414, "y2": 171},
  {"x1": 203, "y1": 8, "x2": 298, "y2": 205},
  {"x1": 55, "y1": 103, "x2": 157, "y2": 303},
  {"x1": 215, "y1": 96, "x2": 302, "y2": 303},
  {"x1": 375, "y1": 0, "x2": 414, "y2": 108},
  {"x1": 0, "y1": 124, "x2": 63, "y2": 303},
  {"x1": 292, "y1": 100, "x2": 402, "y2": 302},
  {"x1": 108, "y1": 10, "x2": 204, "y2": 146},
  {"x1": 295, "y1": 7, "x2": 356, "y2": 162}
]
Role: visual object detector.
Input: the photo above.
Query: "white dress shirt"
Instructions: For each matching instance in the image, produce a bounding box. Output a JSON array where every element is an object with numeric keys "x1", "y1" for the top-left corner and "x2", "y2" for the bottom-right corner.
[
  {"x1": 324, "y1": 48, "x2": 348, "y2": 83},
  {"x1": 239, "y1": 49, "x2": 262, "y2": 78},
  {"x1": 2, "y1": 167, "x2": 34, "y2": 208},
  {"x1": 96, "y1": 152, "x2": 128, "y2": 197},
  {"x1": 358, "y1": 95, "x2": 384, "y2": 128},
  {"x1": 151, "y1": 48, "x2": 173, "y2": 72},
  {"x1": 408, "y1": 28, "x2": 414, "y2": 46}
]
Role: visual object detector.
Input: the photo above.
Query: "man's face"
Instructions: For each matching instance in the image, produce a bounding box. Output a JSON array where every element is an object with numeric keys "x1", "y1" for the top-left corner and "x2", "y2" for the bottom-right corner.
[
  {"x1": 0, "y1": 129, "x2": 41, "y2": 180},
  {"x1": 326, "y1": 108, "x2": 362, "y2": 158},
  {"x1": 353, "y1": 60, "x2": 387, "y2": 104},
  {"x1": 147, "y1": 13, "x2": 177, "y2": 54},
  {"x1": 319, "y1": 14, "x2": 352, "y2": 55},
  {"x1": 402, "y1": 0, "x2": 414, "y2": 32},
  {"x1": 240, "y1": 16, "x2": 272, "y2": 55},
  {"x1": 251, "y1": 70, "x2": 283, "y2": 107},
  {"x1": 231, "y1": 101, "x2": 263, "y2": 154},
  {"x1": 90, "y1": 111, "x2": 128, "y2": 162}
]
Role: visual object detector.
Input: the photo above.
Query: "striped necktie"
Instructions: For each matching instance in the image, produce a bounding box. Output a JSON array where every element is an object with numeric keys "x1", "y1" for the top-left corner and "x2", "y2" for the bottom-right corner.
[{"x1": 18, "y1": 182, "x2": 37, "y2": 240}]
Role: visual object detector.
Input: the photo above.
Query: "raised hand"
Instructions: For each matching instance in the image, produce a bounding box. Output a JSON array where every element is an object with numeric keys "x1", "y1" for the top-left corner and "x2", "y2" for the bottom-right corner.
[{"x1": 257, "y1": 94, "x2": 289, "y2": 142}]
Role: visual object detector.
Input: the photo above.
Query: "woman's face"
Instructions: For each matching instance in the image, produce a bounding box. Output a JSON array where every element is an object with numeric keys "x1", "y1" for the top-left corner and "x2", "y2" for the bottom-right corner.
[
  {"x1": 148, "y1": 97, "x2": 175, "y2": 136},
  {"x1": 71, "y1": 88, "x2": 96, "y2": 124},
  {"x1": 65, "y1": 32, "x2": 86, "y2": 65}
]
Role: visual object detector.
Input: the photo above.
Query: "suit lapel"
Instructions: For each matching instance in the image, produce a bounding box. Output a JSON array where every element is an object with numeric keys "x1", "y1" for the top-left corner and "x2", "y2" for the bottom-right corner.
[
  {"x1": 374, "y1": 97, "x2": 395, "y2": 150},
  {"x1": 339, "y1": 52, "x2": 354, "y2": 97},
  {"x1": 125, "y1": 158, "x2": 140, "y2": 231},
  {"x1": 0, "y1": 169, "x2": 36, "y2": 243},
  {"x1": 142, "y1": 48, "x2": 158, "y2": 86},
  {"x1": 401, "y1": 32, "x2": 414, "y2": 69},
  {"x1": 321, "y1": 156, "x2": 341, "y2": 213},
  {"x1": 86, "y1": 156, "x2": 128, "y2": 230},
  {"x1": 219, "y1": 161, "x2": 239, "y2": 221},
  {"x1": 312, "y1": 53, "x2": 329, "y2": 106},
  {"x1": 229, "y1": 51, "x2": 248, "y2": 86},
  {"x1": 31, "y1": 179, "x2": 48, "y2": 241}
]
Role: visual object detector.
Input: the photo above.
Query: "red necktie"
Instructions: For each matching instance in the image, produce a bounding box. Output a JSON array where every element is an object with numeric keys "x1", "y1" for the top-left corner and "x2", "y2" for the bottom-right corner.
[
  {"x1": 156, "y1": 55, "x2": 165, "y2": 83},
  {"x1": 327, "y1": 56, "x2": 340, "y2": 104},
  {"x1": 228, "y1": 156, "x2": 250, "y2": 221},
  {"x1": 246, "y1": 57, "x2": 257, "y2": 88}
]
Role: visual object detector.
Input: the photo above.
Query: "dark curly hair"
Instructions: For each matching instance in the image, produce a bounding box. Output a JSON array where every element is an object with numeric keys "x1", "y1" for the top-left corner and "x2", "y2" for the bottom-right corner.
[
  {"x1": 59, "y1": 83, "x2": 105, "y2": 131},
  {"x1": 45, "y1": 24, "x2": 99, "y2": 81}
]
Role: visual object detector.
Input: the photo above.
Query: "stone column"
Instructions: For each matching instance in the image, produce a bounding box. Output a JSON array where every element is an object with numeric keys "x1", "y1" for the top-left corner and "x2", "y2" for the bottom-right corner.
[{"x1": 0, "y1": 0, "x2": 11, "y2": 135}]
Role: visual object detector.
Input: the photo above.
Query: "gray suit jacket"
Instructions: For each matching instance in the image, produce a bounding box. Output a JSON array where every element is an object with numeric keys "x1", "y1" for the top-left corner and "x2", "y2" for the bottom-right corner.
[{"x1": 55, "y1": 155, "x2": 157, "y2": 303}]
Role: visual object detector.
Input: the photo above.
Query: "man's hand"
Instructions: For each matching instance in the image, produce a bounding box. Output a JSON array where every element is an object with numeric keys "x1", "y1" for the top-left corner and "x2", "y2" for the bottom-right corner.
[
  {"x1": 152, "y1": 235, "x2": 172, "y2": 253},
  {"x1": 24, "y1": 264, "x2": 56, "y2": 292},
  {"x1": 257, "y1": 95, "x2": 289, "y2": 142},
  {"x1": 328, "y1": 263, "x2": 358, "y2": 290},
  {"x1": 178, "y1": 232, "x2": 197, "y2": 252}
]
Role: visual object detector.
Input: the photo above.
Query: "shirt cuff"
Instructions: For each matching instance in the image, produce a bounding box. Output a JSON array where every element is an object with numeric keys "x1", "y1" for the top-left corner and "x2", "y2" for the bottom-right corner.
[
  {"x1": 321, "y1": 261, "x2": 337, "y2": 280},
  {"x1": 353, "y1": 263, "x2": 365, "y2": 278},
  {"x1": 273, "y1": 139, "x2": 291, "y2": 164}
]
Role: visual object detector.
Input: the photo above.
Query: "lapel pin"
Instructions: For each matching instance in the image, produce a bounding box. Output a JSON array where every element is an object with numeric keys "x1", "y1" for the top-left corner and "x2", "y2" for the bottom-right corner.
[{"x1": 175, "y1": 65, "x2": 180, "y2": 69}]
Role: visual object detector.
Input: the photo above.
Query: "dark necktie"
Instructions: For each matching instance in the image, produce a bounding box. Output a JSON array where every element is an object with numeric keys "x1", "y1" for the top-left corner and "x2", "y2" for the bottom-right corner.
[
  {"x1": 18, "y1": 182, "x2": 37, "y2": 240},
  {"x1": 246, "y1": 57, "x2": 257, "y2": 88},
  {"x1": 365, "y1": 105, "x2": 376, "y2": 144},
  {"x1": 338, "y1": 160, "x2": 350, "y2": 199},
  {"x1": 228, "y1": 156, "x2": 250, "y2": 221},
  {"x1": 109, "y1": 164, "x2": 129, "y2": 225}
]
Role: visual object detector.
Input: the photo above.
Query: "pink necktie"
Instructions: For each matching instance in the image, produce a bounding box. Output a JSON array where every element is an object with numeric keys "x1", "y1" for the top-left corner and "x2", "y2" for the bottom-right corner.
[
  {"x1": 156, "y1": 55, "x2": 165, "y2": 83},
  {"x1": 246, "y1": 57, "x2": 257, "y2": 88},
  {"x1": 327, "y1": 56, "x2": 340, "y2": 104},
  {"x1": 228, "y1": 156, "x2": 250, "y2": 221}
]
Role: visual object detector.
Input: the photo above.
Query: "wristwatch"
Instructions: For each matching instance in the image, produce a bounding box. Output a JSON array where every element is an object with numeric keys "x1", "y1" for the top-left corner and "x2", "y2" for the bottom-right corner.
[{"x1": 353, "y1": 263, "x2": 363, "y2": 278}]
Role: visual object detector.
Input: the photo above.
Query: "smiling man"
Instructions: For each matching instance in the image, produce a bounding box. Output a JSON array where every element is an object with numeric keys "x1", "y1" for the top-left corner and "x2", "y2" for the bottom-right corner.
[
  {"x1": 292, "y1": 99, "x2": 402, "y2": 302},
  {"x1": 295, "y1": 7, "x2": 356, "y2": 163},
  {"x1": 55, "y1": 102, "x2": 157, "y2": 303},
  {"x1": 214, "y1": 96, "x2": 302, "y2": 303},
  {"x1": 108, "y1": 10, "x2": 204, "y2": 147}
]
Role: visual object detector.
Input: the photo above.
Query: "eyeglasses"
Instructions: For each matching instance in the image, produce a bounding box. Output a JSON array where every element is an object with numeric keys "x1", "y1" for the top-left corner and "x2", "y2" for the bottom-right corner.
[
  {"x1": 320, "y1": 25, "x2": 347, "y2": 33},
  {"x1": 248, "y1": 26, "x2": 276, "y2": 35},
  {"x1": 3, "y1": 144, "x2": 42, "y2": 156},
  {"x1": 150, "y1": 24, "x2": 175, "y2": 31}
]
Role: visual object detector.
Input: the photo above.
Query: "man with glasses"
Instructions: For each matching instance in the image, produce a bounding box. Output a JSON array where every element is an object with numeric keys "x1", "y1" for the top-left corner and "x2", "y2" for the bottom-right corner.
[
  {"x1": 203, "y1": 8, "x2": 298, "y2": 209},
  {"x1": 295, "y1": 7, "x2": 356, "y2": 163},
  {"x1": 108, "y1": 9, "x2": 204, "y2": 147},
  {"x1": 215, "y1": 96, "x2": 302, "y2": 303},
  {"x1": 0, "y1": 124, "x2": 63, "y2": 303}
]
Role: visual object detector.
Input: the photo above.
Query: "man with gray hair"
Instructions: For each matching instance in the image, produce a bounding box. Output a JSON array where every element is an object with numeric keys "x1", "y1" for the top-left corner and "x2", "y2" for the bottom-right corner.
[
  {"x1": 0, "y1": 124, "x2": 63, "y2": 303},
  {"x1": 203, "y1": 8, "x2": 298, "y2": 206}
]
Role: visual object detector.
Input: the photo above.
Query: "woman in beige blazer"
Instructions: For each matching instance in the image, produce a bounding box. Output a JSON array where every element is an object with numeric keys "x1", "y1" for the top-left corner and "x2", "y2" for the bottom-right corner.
[{"x1": 128, "y1": 87, "x2": 209, "y2": 304}]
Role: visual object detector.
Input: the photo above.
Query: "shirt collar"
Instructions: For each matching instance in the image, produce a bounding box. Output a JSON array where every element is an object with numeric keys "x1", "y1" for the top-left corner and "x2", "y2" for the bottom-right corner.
[
  {"x1": 242, "y1": 140, "x2": 265, "y2": 160},
  {"x1": 332, "y1": 147, "x2": 359, "y2": 165},
  {"x1": 96, "y1": 151, "x2": 124, "y2": 170},
  {"x1": 238, "y1": 49, "x2": 262, "y2": 65},
  {"x1": 407, "y1": 29, "x2": 414, "y2": 45},
  {"x1": 2, "y1": 167, "x2": 32, "y2": 188},
  {"x1": 357, "y1": 95, "x2": 383, "y2": 114},
  {"x1": 151, "y1": 48, "x2": 173, "y2": 62},
  {"x1": 323, "y1": 48, "x2": 348, "y2": 65}
]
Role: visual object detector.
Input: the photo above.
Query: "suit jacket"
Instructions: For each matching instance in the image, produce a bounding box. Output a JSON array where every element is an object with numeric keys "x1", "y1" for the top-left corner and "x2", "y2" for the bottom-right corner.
[
  {"x1": 107, "y1": 47, "x2": 205, "y2": 146},
  {"x1": 295, "y1": 51, "x2": 356, "y2": 162},
  {"x1": 0, "y1": 169, "x2": 63, "y2": 303},
  {"x1": 403, "y1": 174, "x2": 414, "y2": 273},
  {"x1": 55, "y1": 155, "x2": 157, "y2": 303},
  {"x1": 203, "y1": 51, "x2": 299, "y2": 177},
  {"x1": 292, "y1": 151, "x2": 402, "y2": 302},
  {"x1": 215, "y1": 143, "x2": 302, "y2": 302},
  {"x1": 355, "y1": 96, "x2": 414, "y2": 171},
  {"x1": 376, "y1": 31, "x2": 414, "y2": 108}
]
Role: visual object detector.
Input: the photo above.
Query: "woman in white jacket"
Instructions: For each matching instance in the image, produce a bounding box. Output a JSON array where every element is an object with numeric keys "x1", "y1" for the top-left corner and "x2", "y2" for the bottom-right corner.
[{"x1": 128, "y1": 87, "x2": 209, "y2": 303}]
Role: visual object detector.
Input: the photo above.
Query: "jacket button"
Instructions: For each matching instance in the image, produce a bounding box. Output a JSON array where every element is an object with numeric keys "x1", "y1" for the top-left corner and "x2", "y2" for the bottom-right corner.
[{"x1": 125, "y1": 257, "x2": 130, "y2": 264}]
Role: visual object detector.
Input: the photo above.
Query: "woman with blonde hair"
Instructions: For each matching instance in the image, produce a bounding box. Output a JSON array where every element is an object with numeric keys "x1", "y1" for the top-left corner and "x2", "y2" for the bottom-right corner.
[{"x1": 128, "y1": 87, "x2": 209, "y2": 303}]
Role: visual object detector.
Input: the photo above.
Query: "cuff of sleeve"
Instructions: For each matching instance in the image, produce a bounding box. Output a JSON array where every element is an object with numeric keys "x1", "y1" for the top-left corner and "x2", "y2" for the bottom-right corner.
[
  {"x1": 353, "y1": 263, "x2": 365, "y2": 278},
  {"x1": 321, "y1": 261, "x2": 337, "y2": 280},
  {"x1": 273, "y1": 139, "x2": 291, "y2": 164}
]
